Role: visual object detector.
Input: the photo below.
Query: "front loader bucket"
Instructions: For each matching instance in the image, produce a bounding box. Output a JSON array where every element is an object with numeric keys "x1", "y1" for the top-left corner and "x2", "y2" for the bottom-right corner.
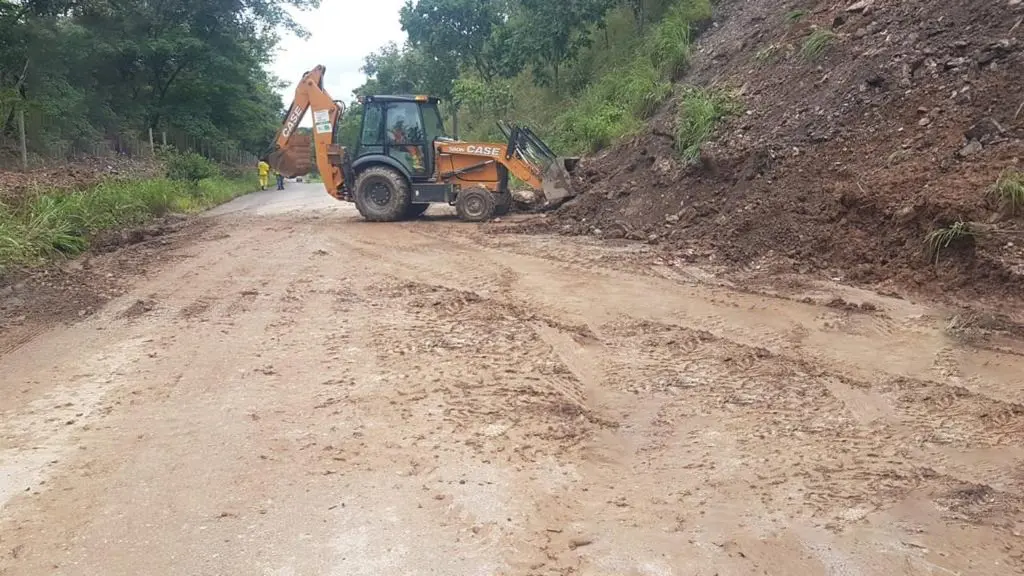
[
  {"x1": 268, "y1": 133, "x2": 313, "y2": 178},
  {"x1": 540, "y1": 157, "x2": 580, "y2": 206},
  {"x1": 499, "y1": 121, "x2": 580, "y2": 207}
]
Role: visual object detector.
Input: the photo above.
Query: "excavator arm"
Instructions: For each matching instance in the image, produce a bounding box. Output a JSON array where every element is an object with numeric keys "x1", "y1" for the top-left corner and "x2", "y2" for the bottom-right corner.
[{"x1": 268, "y1": 65, "x2": 349, "y2": 200}]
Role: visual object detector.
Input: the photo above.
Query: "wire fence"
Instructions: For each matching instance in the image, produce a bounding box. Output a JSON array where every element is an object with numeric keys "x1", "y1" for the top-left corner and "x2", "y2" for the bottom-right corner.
[{"x1": 0, "y1": 110, "x2": 259, "y2": 171}]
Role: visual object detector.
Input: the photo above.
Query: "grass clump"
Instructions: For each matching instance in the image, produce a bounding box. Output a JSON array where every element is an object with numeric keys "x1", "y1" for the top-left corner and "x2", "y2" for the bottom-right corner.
[
  {"x1": 649, "y1": 0, "x2": 711, "y2": 79},
  {"x1": 925, "y1": 220, "x2": 975, "y2": 264},
  {"x1": 675, "y1": 87, "x2": 742, "y2": 161},
  {"x1": 990, "y1": 169, "x2": 1024, "y2": 216},
  {"x1": 801, "y1": 28, "x2": 837, "y2": 60},
  {"x1": 0, "y1": 175, "x2": 255, "y2": 272},
  {"x1": 785, "y1": 9, "x2": 808, "y2": 23}
]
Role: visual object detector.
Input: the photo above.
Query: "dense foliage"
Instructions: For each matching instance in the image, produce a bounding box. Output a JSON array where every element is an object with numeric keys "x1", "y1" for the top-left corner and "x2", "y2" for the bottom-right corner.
[
  {"x1": 0, "y1": 0, "x2": 317, "y2": 158},
  {"x1": 353, "y1": 0, "x2": 712, "y2": 154}
]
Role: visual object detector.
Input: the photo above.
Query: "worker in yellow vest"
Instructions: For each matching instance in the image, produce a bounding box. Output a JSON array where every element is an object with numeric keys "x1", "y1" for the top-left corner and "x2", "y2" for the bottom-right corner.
[{"x1": 258, "y1": 158, "x2": 270, "y2": 190}]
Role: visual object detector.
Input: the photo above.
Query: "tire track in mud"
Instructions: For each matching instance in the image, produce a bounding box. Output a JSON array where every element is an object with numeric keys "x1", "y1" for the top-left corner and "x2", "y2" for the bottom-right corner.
[
  {"x1": 4, "y1": 200, "x2": 1024, "y2": 575},
  {"x1": 322, "y1": 218, "x2": 1024, "y2": 574},
  {"x1": 565, "y1": 317, "x2": 1024, "y2": 573}
]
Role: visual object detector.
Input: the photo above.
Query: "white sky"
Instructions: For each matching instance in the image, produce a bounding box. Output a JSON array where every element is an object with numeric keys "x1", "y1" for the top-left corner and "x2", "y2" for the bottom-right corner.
[{"x1": 271, "y1": 0, "x2": 408, "y2": 122}]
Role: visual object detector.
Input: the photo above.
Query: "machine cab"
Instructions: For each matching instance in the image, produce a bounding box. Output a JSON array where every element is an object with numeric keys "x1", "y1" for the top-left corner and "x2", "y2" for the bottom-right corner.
[{"x1": 356, "y1": 95, "x2": 449, "y2": 181}]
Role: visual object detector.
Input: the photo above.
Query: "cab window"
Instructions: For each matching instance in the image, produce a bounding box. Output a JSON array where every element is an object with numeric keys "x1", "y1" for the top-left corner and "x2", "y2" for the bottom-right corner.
[
  {"x1": 421, "y1": 103, "x2": 448, "y2": 143},
  {"x1": 386, "y1": 102, "x2": 424, "y2": 144},
  {"x1": 361, "y1": 103, "x2": 384, "y2": 146}
]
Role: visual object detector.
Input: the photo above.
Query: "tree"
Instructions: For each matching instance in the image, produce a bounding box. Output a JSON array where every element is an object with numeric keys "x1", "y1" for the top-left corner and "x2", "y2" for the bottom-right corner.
[
  {"x1": 1, "y1": 0, "x2": 319, "y2": 157},
  {"x1": 510, "y1": 0, "x2": 614, "y2": 90},
  {"x1": 357, "y1": 42, "x2": 457, "y2": 101},
  {"x1": 400, "y1": 0, "x2": 514, "y2": 82}
]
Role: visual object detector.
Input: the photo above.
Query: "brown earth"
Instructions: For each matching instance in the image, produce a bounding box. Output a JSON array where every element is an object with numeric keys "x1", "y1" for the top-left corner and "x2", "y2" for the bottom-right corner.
[
  {"x1": 0, "y1": 156, "x2": 160, "y2": 199},
  {"x1": 1, "y1": 185, "x2": 1024, "y2": 574},
  {"x1": 537, "y1": 0, "x2": 1024, "y2": 310}
]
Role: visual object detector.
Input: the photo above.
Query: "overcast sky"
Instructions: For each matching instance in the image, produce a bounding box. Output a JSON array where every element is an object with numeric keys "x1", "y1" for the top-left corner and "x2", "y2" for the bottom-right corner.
[{"x1": 271, "y1": 0, "x2": 408, "y2": 121}]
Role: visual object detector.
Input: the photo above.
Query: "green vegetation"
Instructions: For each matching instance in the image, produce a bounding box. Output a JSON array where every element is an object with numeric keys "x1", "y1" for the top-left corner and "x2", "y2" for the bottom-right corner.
[
  {"x1": 0, "y1": 0, "x2": 316, "y2": 158},
  {"x1": 675, "y1": 87, "x2": 742, "y2": 161},
  {"x1": 925, "y1": 220, "x2": 975, "y2": 264},
  {"x1": 991, "y1": 169, "x2": 1024, "y2": 216},
  {"x1": 163, "y1": 151, "x2": 221, "y2": 185},
  {"x1": 0, "y1": 173, "x2": 255, "y2": 271},
  {"x1": 354, "y1": 0, "x2": 714, "y2": 155},
  {"x1": 785, "y1": 9, "x2": 808, "y2": 23},
  {"x1": 801, "y1": 28, "x2": 838, "y2": 60}
]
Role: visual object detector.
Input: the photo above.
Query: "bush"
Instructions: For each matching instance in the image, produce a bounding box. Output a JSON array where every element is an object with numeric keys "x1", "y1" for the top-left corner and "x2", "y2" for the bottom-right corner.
[
  {"x1": 675, "y1": 87, "x2": 742, "y2": 161},
  {"x1": 162, "y1": 150, "x2": 220, "y2": 184}
]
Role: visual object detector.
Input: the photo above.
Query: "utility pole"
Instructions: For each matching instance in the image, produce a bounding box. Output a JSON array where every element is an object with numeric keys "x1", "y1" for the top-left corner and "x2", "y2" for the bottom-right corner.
[{"x1": 17, "y1": 110, "x2": 28, "y2": 170}]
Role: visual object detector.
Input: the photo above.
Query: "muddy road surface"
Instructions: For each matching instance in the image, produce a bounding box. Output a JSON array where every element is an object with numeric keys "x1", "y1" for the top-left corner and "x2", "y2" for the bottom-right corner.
[{"x1": 1, "y1": 184, "x2": 1023, "y2": 575}]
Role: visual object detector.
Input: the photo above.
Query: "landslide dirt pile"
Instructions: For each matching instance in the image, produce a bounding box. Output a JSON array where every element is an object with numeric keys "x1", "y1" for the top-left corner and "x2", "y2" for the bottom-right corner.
[
  {"x1": 551, "y1": 0, "x2": 1024, "y2": 301},
  {"x1": 0, "y1": 156, "x2": 160, "y2": 200}
]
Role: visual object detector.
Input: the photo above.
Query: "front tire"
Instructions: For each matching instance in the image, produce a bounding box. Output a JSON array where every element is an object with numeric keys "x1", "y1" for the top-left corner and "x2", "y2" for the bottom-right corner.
[
  {"x1": 456, "y1": 187, "x2": 497, "y2": 222},
  {"x1": 353, "y1": 166, "x2": 411, "y2": 222}
]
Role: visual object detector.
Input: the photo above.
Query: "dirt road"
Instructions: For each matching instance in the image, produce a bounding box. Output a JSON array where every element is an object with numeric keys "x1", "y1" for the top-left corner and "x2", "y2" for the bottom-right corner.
[{"x1": 1, "y1": 184, "x2": 1022, "y2": 575}]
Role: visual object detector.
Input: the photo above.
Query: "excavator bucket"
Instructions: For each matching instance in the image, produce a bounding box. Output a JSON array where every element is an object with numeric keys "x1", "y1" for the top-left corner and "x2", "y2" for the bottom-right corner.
[
  {"x1": 499, "y1": 121, "x2": 580, "y2": 207},
  {"x1": 268, "y1": 133, "x2": 313, "y2": 178}
]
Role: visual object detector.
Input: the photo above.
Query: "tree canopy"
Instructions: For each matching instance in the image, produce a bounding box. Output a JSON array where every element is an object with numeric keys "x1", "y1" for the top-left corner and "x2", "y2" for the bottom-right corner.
[
  {"x1": 0, "y1": 0, "x2": 318, "y2": 157},
  {"x1": 352, "y1": 0, "x2": 707, "y2": 153}
]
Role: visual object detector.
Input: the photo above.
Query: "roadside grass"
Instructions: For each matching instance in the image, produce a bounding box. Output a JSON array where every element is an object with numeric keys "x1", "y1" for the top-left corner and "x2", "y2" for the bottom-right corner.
[
  {"x1": 676, "y1": 87, "x2": 743, "y2": 161},
  {"x1": 990, "y1": 168, "x2": 1024, "y2": 216},
  {"x1": 801, "y1": 28, "x2": 837, "y2": 60},
  {"x1": 0, "y1": 175, "x2": 256, "y2": 272},
  {"x1": 925, "y1": 220, "x2": 975, "y2": 264}
]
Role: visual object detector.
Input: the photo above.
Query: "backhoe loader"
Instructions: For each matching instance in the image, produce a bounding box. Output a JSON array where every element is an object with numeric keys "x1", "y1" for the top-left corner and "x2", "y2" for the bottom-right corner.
[{"x1": 267, "y1": 65, "x2": 579, "y2": 222}]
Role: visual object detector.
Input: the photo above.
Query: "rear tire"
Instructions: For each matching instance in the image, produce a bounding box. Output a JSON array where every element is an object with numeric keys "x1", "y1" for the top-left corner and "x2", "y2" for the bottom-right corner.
[
  {"x1": 456, "y1": 187, "x2": 497, "y2": 222},
  {"x1": 494, "y1": 191, "x2": 513, "y2": 216},
  {"x1": 405, "y1": 203, "x2": 430, "y2": 219},
  {"x1": 353, "y1": 166, "x2": 411, "y2": 222}
]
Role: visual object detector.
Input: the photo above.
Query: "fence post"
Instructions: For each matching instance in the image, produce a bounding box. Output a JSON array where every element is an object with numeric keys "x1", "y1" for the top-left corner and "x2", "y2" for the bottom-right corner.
[
  {"x1": 17, "y1": 110, "x2": 28, "y2": 170},
  {"x1": 162, "y1": 131, "x2": 167, "y2": 147},
  {"x1": 149, "y1": 128, "x2": 155, "y2": 156}
]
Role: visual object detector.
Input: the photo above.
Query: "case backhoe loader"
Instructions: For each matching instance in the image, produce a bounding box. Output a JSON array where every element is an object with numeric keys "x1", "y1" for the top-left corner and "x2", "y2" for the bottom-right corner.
[{"x1": 267, "y1": 65, "x2": 579, "y2": 222}]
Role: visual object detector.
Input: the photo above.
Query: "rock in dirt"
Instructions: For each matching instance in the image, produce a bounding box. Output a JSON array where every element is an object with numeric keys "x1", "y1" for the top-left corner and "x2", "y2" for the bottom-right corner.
[
  {"x1": 957, "y1": 140, "x2": 983, "y2": 158},
  {"x1": 568, "y1": 537, "x2": 594, "y2": 550},
  {"x1": 846, "y1": 0, "x2": 874, "y2": 12},
  {"x1": 965, "y1": 118, "x2": 1004, "y2": 143}
]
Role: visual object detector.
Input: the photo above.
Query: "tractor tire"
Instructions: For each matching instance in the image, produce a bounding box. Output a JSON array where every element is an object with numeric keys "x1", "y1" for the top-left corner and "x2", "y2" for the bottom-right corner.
[
  {"x1": 353, "y1": 166, "x2": 411, "y2": 222},
  {"x1": 405, "y1": 203, "x2": 430, "y2": 219},
  {"x1": 494, "y1": 191, "x2": 513, "y2": 216},
  {"x1": 456, "y1": 187, "x2": 497, "y2": 222}
]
